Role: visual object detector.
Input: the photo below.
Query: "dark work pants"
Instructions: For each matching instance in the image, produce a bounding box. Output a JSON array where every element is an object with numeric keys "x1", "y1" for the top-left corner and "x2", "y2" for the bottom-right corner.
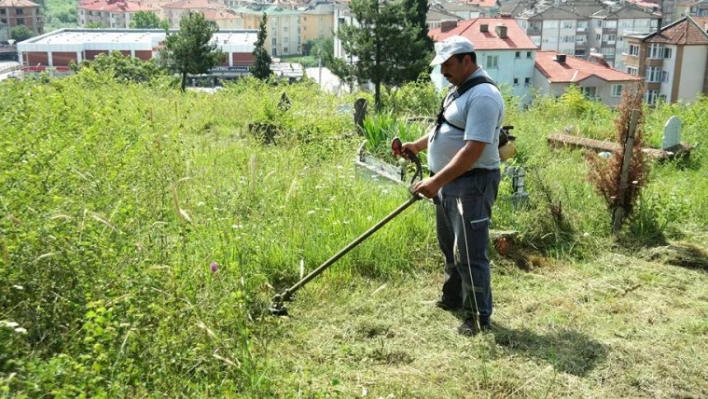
[{"x1": 435, "y1": 169, "x2": 501, "y2": 323}]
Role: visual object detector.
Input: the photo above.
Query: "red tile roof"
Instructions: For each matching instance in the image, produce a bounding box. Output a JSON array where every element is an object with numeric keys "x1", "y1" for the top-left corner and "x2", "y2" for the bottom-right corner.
[
  {"x1": 693, "y1": 16, "x2": 708, "y2": 30},
  {"x1": 79, "y1": 0, "x2": 160, "y2": 12},
  {"x1": 0, "y1": 0, "x2": 40, "y2": 7},
  {"x1": 429, "y1": 17, "x2": 537, "y2": 50},
  {"x1": 644, "y1": 16, "x2": 708, "y2": 45},
  {"x1": 535, "y1": 51, "x2": 642, "y2": 83},
  {"x1": 162, "y1": 0, "x2": 226, "y2": 9}
]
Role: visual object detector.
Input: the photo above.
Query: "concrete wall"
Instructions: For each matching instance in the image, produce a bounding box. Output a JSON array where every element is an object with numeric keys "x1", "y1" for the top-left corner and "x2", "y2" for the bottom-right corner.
[
  {"x1": 678, "y1": 45, "x2": 708, "y2": 101},
  {"x1": 431, "y1": 49, "x2": 536, "y2": 106}
]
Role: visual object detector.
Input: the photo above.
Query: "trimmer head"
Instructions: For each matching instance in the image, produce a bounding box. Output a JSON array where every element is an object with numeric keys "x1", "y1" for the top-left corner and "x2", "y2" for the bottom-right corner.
[
  {"x1": 269, "y1": 302, "x2": 289, "y2": 316},
  {"x1": 269, "y1": 293, "x2": 290, "y2": 316}
]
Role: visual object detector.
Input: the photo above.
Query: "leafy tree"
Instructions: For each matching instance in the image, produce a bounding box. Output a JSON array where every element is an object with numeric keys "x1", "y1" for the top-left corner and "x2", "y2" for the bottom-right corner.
[
  {"x1": 10, "y1": 25, "x2": 34, "y2": 42},
  {"x1": 250, "y1": 13, "x2": 272, "y2": 80},
  {"x1": 332, "y1": 0, "x2": 433, "y2": 109},
  {"x1": 158, "y1": 12, "x2": 226, "y2": 91},
  {"x1": 129, "y1": 11, "x2": 169, "y2": 30},
  {"x1": 70, "y1": 51, "x2": 168, "y2": 84}
]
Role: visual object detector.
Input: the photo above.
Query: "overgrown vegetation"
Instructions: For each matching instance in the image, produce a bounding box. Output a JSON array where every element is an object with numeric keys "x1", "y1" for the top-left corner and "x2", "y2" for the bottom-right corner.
[{"x1": 1, "y1": 68, "x2": 707, "y2": 396}]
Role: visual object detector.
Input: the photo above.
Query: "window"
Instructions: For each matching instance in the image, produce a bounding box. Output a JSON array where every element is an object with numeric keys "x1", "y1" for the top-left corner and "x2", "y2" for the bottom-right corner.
[
  {"x1": 303, "y1": 16, "x2": 307, "y2": 21},
  {"x1": 283, "y1": 27, "x2": 288, "y2": 31},
  {"x1": 602, "y1": 20, "x2": 617, "y2": 29},
  {"x1": 611, "y1": 84, "x2": 622, "y2": 97},
  {"x1": 582, "y1": 86, "x2": 597, "y2": 99},
  {"x1": 628, "y1": 44, "x2": 639, "y2": 56},
  {"x1": 645, "y1": 89, "x2": 658, "y2": 105},
  {"x1": 0, "y1": 18, "x2": 5, "y2": 24},
  {"x1": 646, "y1": 66, "x2": 661, "y2": 82},
  {"x1": 17, "y1": 18, "x2": 24, "y2": 25},
  {"x1": 575, "y1": 49, "x2": 586, "y2": 56},
  {"x1": 648, "y1": 43, "x2": 663, "y2": 58},
  {"x1": 284, "y1": 47, "x2": 288, "y2": 53},
  {"x1": 16, "y1": 8, "x2": 23, "y2": 15},
  {"x1": 577, "y1": 21, "x2": 588, "y2": 29},
  {"x1": 596, "y1": 34, "x2": 601, "y2": 40},
  {"x1": 0, "y1": 9, "x2": 5, "y2": 14},
  {"x1": 626, "y1": 66, "x2": 638, "y2": 76},
  {"x1": 526, "y1": 51, "x2": 532, "y2": 58},
  {"x1": 513, "y1": 78, "x2": 519, "y2": 85},
  {"x1": 661, "y1": 71, "x2": 669, "y2": 82},
  {"x1": 603, "y1": 34, "x2": 616, "y2": 42},
  {"x1": 563, "y1": 35, "x2": 574, "y2": 43},
  {"x1": 486, "y1": 55, "x2": 498, "y2": 69},
  {"x1": 664, "y1": 47, "x2": 672, "y2": 58},
  {"x1": 272, "y1": 38, "x2": 277, "y2": 45},
  {"x1": 562, "y1": 21, "x2": 574, "y2": 29},
  {"x1": 525, "y1": 77, "x2": 531, "y2": 86}
]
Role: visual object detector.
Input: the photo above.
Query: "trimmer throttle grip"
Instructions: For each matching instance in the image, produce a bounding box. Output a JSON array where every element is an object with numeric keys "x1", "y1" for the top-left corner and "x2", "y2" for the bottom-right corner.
[{"x1": 391, "y1": 137, "x2": 423, "y2": 186}]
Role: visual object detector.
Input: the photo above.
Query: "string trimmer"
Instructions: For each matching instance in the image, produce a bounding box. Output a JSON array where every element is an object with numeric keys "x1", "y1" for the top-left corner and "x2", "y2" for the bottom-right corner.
[{"x1": 269, "y1": 138, "x2": 424, "y2": 316}]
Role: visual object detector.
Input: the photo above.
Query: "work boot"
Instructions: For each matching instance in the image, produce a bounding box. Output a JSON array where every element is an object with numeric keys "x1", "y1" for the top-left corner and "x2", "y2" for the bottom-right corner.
[
  {"x1": 457, "y1": 318, "x2": 490, "y2": 336},
  {"x1": 435, "y1": 296, "x2": 462, "y2": 312}
]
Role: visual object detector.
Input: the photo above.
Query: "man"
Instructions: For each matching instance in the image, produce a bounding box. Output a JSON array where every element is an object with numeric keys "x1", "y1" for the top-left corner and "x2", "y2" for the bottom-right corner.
[{"x1": 400, "y1": 35, "x2": 504, "y2": 336}]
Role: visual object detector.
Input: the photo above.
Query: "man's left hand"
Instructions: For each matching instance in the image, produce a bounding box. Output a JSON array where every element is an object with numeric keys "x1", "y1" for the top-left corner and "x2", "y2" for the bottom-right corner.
[{"x1": 412, "y1": 178, "x2": 442, "y2": 199}]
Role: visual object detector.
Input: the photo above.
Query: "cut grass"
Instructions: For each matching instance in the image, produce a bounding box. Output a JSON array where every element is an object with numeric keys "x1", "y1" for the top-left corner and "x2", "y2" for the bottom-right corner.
[{"x1": 259, "y1": 245, "x2": 708, "y2": 398}]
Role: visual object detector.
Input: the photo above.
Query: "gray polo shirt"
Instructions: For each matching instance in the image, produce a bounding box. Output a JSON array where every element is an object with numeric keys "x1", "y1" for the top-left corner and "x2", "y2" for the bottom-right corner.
[{"x1": 428, "y1": 67, "x2": 505, "y2": 174}]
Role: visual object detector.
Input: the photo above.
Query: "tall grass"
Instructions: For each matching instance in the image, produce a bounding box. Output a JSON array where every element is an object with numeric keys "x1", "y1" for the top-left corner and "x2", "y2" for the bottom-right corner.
[{"x1": 0, "y1": 72, "x2": 705, "y2": 395}]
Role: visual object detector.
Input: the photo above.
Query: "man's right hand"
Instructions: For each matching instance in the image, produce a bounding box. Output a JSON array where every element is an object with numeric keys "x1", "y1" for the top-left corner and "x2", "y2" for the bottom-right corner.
[{"x1": 398, "y1": 142, "x2": 419, "y2": 160}]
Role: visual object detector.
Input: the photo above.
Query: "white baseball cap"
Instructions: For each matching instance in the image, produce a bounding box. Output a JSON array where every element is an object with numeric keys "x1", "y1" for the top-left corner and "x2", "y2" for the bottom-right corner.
[{"x1": 430, "y1": 36, "x2": 475, "y2": 66}]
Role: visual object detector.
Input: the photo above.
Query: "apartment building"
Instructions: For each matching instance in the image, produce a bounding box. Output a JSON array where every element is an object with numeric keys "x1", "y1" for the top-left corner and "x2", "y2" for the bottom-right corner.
[
  {"x1": 161, "y1": 0, "x2": 227, "y2": 28},
  {"x1": 517, "y1": 7, "x2": 591, "y2": 55},
  {"x1": 623, "y1": 16, "x2": 708, "y2": 104},
  {"x1": 79, "y1": 0, "x2": 161, "y2": 28},
  {"x1": 202, "y1": 9, "x2": 244, "y2": 29},
  {"x1": 0, "y1": 0, "x2": 43, "y2": 35},
  {"x1": 235, "y1": 5, "x2": 301, "y2": 56},
  {"x1": 300, "y1": 2, "x2": 333, "y2": 44},
  {"x1": 590, "y1": 5, "x2": 660, "y2": 70},
  {"x1": 429, "y1": 17, "x2": 538, "y2": 105}
]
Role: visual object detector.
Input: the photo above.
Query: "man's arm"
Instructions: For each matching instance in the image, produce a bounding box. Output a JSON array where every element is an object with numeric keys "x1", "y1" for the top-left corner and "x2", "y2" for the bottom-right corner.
[
  {"x1": 411, "y1": 140, "x2": 485, "y2": 198},
  {"x1": 402, "y1": 133, "x2": 430, "y2": 155}
]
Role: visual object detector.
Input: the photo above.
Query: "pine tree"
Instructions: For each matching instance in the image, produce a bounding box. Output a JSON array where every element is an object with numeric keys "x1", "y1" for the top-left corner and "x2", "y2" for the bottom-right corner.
[
  {"x1": 332, "y1": 0, "x2": 433, "y2": 109},
  {"x1": 250, "y1": 13, "x2": 273, "y2": 80},
  {"x1": 159, "y1": 12, "x2": 225, "y2": 91}
]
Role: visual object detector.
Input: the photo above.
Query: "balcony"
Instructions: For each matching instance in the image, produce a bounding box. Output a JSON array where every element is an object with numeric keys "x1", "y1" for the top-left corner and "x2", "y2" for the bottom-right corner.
[
  {"x1": 576, "y1": 27, "x2": 587, "y2": 32},
  {"x1": 622, "y1": 54, "x2": 640, "y2": 65},
  {"x1": 575, "y1": 41, "x2": 587, "y2": 46},
  {"x1": 527, "y1": 27, "x2": 541, "y2": 34},
  {"x1": 645, "y1": 58, "x2": 664, "y2": 67}
]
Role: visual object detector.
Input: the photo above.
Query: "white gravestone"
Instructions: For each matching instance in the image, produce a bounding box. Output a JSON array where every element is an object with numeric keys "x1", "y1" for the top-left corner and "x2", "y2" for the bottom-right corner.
[{"x1": 662, "y1": 116, "x2": 681, "y2": 150}]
